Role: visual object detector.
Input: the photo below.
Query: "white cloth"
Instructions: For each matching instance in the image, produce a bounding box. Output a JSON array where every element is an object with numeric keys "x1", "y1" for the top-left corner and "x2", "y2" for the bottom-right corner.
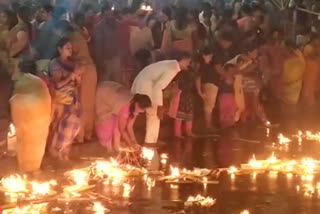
[
  {"x1": 145, "y1": 105, "x2": 160, "y2": 143},
  {"x1": 131, "y1": 60, "x2": 180, "y2": 106}
]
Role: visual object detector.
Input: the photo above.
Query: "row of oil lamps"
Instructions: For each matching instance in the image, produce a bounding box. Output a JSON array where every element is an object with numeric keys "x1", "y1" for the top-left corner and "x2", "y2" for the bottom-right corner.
[{"x1": 2, "y1": 144, "x2": 320, "y2": 213}]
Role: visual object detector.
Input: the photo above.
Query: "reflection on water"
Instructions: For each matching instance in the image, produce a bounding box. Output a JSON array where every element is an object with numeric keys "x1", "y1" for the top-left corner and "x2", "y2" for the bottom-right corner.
[{"x1": 3, "y1": 127, "x2": 320, "y2": 213}]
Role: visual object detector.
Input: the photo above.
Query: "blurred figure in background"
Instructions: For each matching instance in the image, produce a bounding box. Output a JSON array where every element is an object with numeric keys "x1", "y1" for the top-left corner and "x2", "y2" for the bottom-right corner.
[
  {"x1": 92, "y1": 3, "x2": 121, "y2": 82},
  {"x1": 0, "y1": 8, "x2": 17, "y2": 72},
  {"x1": 6, "y1": 6, "x2": 32, "y2": 78},
  {"x1": 70, "y1": 12, "x2": 97, "y2": 143}
]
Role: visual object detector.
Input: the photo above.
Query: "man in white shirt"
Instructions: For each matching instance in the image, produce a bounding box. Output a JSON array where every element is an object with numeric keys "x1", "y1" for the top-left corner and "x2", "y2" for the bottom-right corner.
[{"x1": 131, "y1": 53, "x2": 191, "y2": 144}]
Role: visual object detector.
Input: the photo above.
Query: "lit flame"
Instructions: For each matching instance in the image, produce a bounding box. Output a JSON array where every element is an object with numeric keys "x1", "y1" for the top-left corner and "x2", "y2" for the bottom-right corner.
[
  {"x1": 69, "y1": 169, "x2": 89, "y2": 186},
  {"x1": 122, "y1": 183, "x2": 133, "y2": 198},
  {"x1": 161, "y1": 153, "x2": 168, "y2": 165},
  {"x1": 161, "y1": 153, "x2": 168, "y2": 159},
  {"x1": 31, "y1": 180, "x2": 57, "y2": 196},
  {"x1": 141, "y1": 4, "x2": 153, "y2": 11},
  {"x1": 248, "y1": 155, "x2": 263, "y2": 169},
  {"x1": 141, "y1": 147, "x2": 154, "y2": 161},
  {"x1": 228, "y1": 166, "x2": 238, "y2": 174},
  {"x1": 1, "y1": 174, "x2": 27, "y2": 193},
  {"x1": 278, "y1": 133, "x2": 291, "y2": 145},
  {"x1": 3, "y1": 203, "x2": 48, "y2": 214},
  {"x1": 93, "y1": 202, "x2": 108, "y2": 214},
  {"x1": 305, "y1": 131, "x2": 320, "y2": 141},
  {"x1": 301, "y1": 157, "x2": 315, "y2": 174},
  {"x1": 267, "y1": 152, "x2": 277, "y2": 164},
  {"x1": 241, "y1": 210, "x2": 250, "y2": 214},
  {"x1": 185, "y1": 194, "x2": 216, "y2": 207},
  {"x1": 170, "y1": 166, "x2": 180, "y2": 178},
  {"x1": 146, "y1": 177, "x2": 155, "y2": 191},
  {"x1": 7, "y1": 124, "x2": 16, "y2": 138}
]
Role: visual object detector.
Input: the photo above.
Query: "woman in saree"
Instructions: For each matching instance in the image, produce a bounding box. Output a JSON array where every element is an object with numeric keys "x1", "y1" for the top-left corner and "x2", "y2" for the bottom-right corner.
[
  {"x1": 48, "y1": 38, "x2": 82, "y2": 160},
  {"x1": 280, "y1": 41, "x2": 305, "y2": 120},
  {"x1": 96, "y1": 81, "x2": 151, "y2": 152},
  {"x1": 6, "y1": 6, "x2": 31, "y2": 78},
  {"x1": 70, "y1": 13, "x2": 97, "y2": 143}
]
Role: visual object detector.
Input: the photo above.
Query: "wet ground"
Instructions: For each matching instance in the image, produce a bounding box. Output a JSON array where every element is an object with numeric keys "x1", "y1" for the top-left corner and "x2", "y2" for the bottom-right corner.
[{"x1": 2, "y1": 115, "x2": 320, "y2": 214}]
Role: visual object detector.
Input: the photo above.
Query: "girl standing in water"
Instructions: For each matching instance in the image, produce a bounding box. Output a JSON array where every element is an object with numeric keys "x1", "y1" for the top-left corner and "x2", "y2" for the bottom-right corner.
[{"x1": 196, "y1": 48, "x2": 220, "y2": 132}]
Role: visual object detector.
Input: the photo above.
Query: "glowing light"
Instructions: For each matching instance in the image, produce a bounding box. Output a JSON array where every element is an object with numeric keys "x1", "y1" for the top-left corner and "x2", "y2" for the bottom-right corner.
[
  {"x1": 3, "y1": 203, "x2": 48, "y2": 214},
  {"x1": 241, "y1": 210, "x2": 250, "y2": 214},
  {"x1": 228, "y1": 166, "x2": 238, "y2": 174},
  {"x1": 185, "y1": 194, "x2": 216, "y2": 207},
  {"x1": 141, "y1": 147, "x2": 154, "y2": 161},
  {"x1": 305, "y1": 131, "x2": 320, "y2": 141},
  {"x1": 170, "y1": 165, "x2": 180, "y2": 178},
  {"x1": 267, "y1": 152, "x2": 278, "y2": 164},
  {"x1": 122, "y1": 183, "x2": 133, "y2": 198},
  {"x1": 278, "y1": 133, "x2": 291, "y2": 145},
  {"x1": 301, "y1": 157, "x2": 315, "y2": 174},
  {"x1": 1, "y1": 174, "x2": 27, "y2": 195},
  {"x1": 7, "y1": 124, "x2": 16, "y2": 138},
  {"x1": 30, "y1": 180, "x2": 57, "y2": 196},
  {"x1": 160, "y1": 153, "x2": 168, "y2": 165},
  {"x1": 93, "y1": 202, "x2": 109, "y2": 214},
  {"x1": 69, "y1": 169, "x2": 89, "y2": 187},
  {"x1": 140, "y1": 4, "x2": 153, "y2": 11},
  {"x1": 146, "y1": 178, "x2": 155, "y2": 191},
  {"x1": 248, "y1": 154, "x2": 263, "y2": 169}
]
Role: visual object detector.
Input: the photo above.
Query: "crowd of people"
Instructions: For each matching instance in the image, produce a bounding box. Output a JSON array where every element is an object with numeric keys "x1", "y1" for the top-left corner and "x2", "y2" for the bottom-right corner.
[{"x1": 0, "y1": 0, "x2": 320, "y2": 173}]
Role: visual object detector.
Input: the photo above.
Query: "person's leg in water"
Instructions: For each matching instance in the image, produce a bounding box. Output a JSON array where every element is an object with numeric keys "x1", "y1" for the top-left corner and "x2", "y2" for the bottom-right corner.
[
  {"x1": 184, "y1": 121, "x2": 193, "y2": 137},
  {"x1": 203, "y1": 84, "x2": 218, "y2": 131},
  {"x1": 254, "y1": 92, "x2": 268, "y2": 123},
  {"x1": 174, "y1": 119, "x2": 183, "y2": 138}
]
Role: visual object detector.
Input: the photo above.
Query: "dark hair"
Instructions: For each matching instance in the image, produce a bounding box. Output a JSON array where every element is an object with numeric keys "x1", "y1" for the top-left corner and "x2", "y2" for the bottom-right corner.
[
  {"x1": 162, "y1": 6, "x2": 172, "y2": 20},
  {"x1": 197, "y1": 47, "x2": 213, "y2": 65},
  {"x1": 0, "y1": 9, "x2": 17, "y2": 30},
  {"x1": 134, "y1": 49, "x2": 152, "y2": 68},
  {"x1": 10, "y1": 1, "x2": 20, "y2": 13},
  {"x1": 101, "y1": 2, "x2": 111, "y2": 14},
  {"x1": 19, "y1": 59, "x2": 36, "y2": 74},
  {"x1": 129, "y1": 94, "x2": 152, "y2": 117},
  {"x1": 200, "y1": 47, "x2": 213, "y2": 56},
  {"x1": 17, "y1": 6, "x2": 32, "y2": 39},
  {"x1": 121, "y1": 7, "x2": 134, "y2": 16},
  {"x1": 42, "y1": 4, "x2": 54, "y2": 14},
  {"x1": 170, "y1": 50, "x2": 191, "y2": 61},
  {"x1": 201, "y1": 2, "x2": 212, "y2": 11},
  {"x1": 73, "y1": 12, "x2": 85, "y2": 28},
  {"x1": 241, "y1": 4, "x2": 252, "y2": 15},
  {"x1": 174, "y1": 7, "x2": 188, "y2": 30},
  {"x1": 55, "y1": 37, "x2": 71, "y2": 57}
]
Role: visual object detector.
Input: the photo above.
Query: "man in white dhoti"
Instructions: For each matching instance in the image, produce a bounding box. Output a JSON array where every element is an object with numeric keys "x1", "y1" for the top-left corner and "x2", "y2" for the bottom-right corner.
[{"x1": 131, "y1": 53, "x2": 191, "y2": 144}]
